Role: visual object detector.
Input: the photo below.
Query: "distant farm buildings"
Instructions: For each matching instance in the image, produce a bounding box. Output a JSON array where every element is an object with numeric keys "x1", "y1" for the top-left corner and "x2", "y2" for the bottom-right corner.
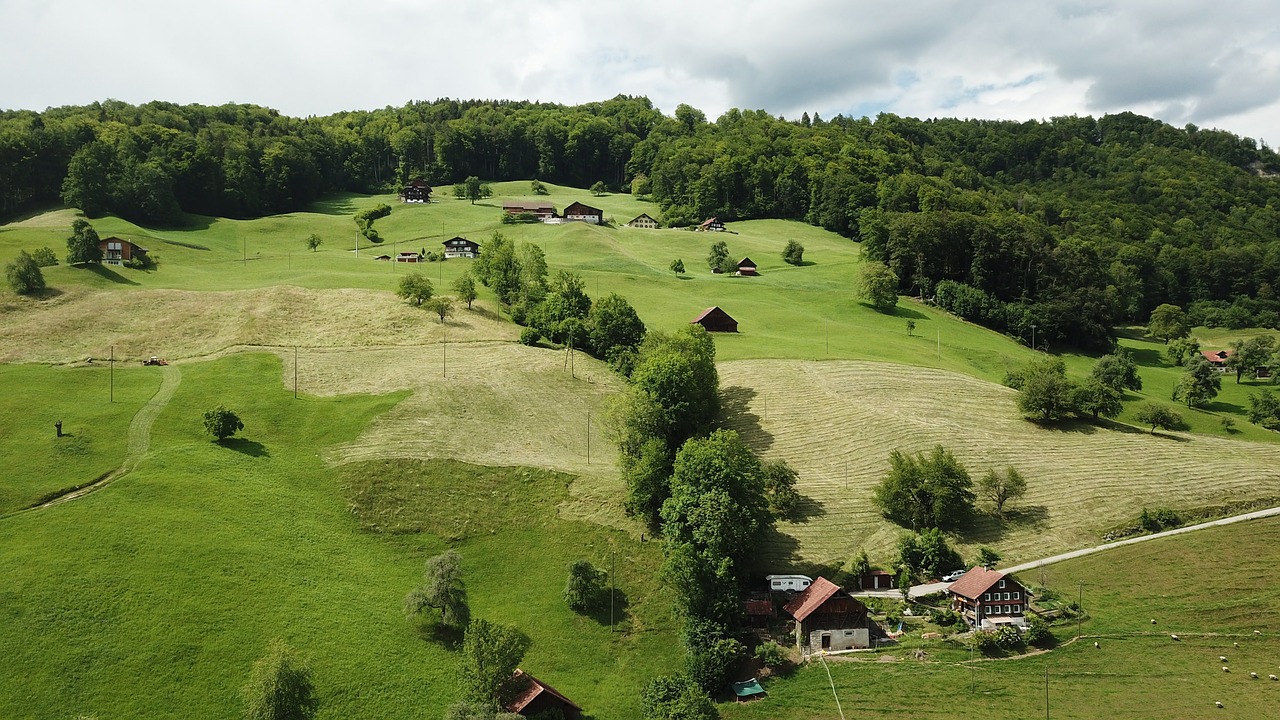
[
  {"x1": 626, "y1": 213, "x2": 659, "y2": 229},
  {"x1": 395, "y1": 251, "x2": 423, "y2": 263},
  {"x1": 399, "y1": 178, "x2": 432, "y2": 203},
  {"x1": 99, "y1": 237, "x2": 148, "y2": 266},
  {"x1": 562, "y1": 201, "x2": 603, "y2": 224},
  {"x1": 691, "y1": 306, "x2": 738, "y2": 333},
  {"x1": 737, "y1": 257, "x2": 757, "y2": 276},
  {"x1": 502, "y1": 201, "x2": 557, "y2": 221},
  {"x1": 505, "y1": 670, "x2": 582, "y2": 719},
  {"x1": 697, "y1": 217, "x2": 725, "y2": 232}
]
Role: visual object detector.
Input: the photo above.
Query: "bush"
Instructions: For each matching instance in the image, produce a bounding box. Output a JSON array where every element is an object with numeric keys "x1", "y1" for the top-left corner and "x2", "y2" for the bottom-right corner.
[
  {"x1": 5, "y1": 250, "x2": 45, "y2": 295},
  {"x1": 994, "y1": 625, "x2": 1024, "y2": 649},
  {"x1": 782, "y1": 240, "x2": 804, "y2": 265},
  {"x1": 30, "y1": 247, "x2": 57, "y2": 267},
  {"x1": 1138, "y1": 507, "x2": 1181, "y2": 532},
  {"x1": 1024, "y1": 615, "x2": 1052, "y2": 646},
  {"x1": 519, "y1": 327, "x2": 541, "y2": 346},
  {"x1": 202, "y1": 405, "x2": 243, "y2": 442},
  {"x1": 640, "y1": 674, "x2": 716, "y2": 720},
  {"x1": 563, "y1": 559, "x2": 605, "y2": 612},
  {"x1": 969, "y1": 630, "x2": 1000, "y2": 654},
  {"x1": 753, "y1": 641, "x2": 787, "y2": 670}
]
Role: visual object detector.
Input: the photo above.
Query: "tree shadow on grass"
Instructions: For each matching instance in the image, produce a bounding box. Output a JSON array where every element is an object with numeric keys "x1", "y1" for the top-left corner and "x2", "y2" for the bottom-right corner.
[
  {"x1": 1125, "y1": 346, "x2": 1166, "y2": 366},
  {"x1": 784, "y1": 495, "x2": 826, "y2": 524},
  {"x1": 676, "y1": 275, "x2": 693, "y2": 280},
  {"x1": 31, "y1": 287, "x2": 65, "y2": 300},
  {"x1": 584, "y1": 589, "x2": 631, "y2": 629},
  {"x1": 1027, "y1": 418, "x2": 1098, "y2": 434},
  {"x1": 720, "y1": 386, "x2": 774, "y2": 452},
  {"x1": 308, "y1": 194, "x2": 360, "y2": 216},
  {"x1": 85, "y1": 264, "x2": 140, "y2": 286},
  {"x1": 410, "y1": 615, "x2": 464, "y2": 649},
  {"x1": 221, "y1": 438, "x2": 269, "y2": 457},
  {"x1": 955, "y1": 505, "x2": 1050, "y2": 545}
]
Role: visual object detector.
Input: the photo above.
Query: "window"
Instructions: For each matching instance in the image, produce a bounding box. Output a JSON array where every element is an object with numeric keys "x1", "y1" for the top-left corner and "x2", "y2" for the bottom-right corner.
[
  {"x1": 1013, "y1": 591, "x2": 1020, "y2": 600},
  {"x1": 983, "y1": 593, "x2": 990, "y2": 601},
  {"x1": 1004, "y1": 592, "x2": 1011, "y2": 601},
  {"x1": 1014, "y1": 605, "x2": 1022, "y2": 613},
  {"x1": 1004, "y1": 605, "x2": 1011, "y2": 614},
  {"x1": 998, "y1": 579, "x2": 1006, "y2": 589},
  {"x1": 845, "y1": 630, "x2": 855, "y2": 636},
  {"x1": 992, "y1": 606, "x2": 1001, "y2": 614}
]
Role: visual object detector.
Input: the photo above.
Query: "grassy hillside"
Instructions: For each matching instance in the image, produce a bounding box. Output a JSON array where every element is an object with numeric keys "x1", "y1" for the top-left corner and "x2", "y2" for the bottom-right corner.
[{"x1": 724, "y1": 515, "x2": 1280, "y2": 720}]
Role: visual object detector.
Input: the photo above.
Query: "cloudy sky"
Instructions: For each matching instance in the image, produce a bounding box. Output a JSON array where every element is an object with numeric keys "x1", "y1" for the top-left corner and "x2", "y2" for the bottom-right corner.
[{"x1": 3, "y1": 0, "x2": 1278, "y2": 144}]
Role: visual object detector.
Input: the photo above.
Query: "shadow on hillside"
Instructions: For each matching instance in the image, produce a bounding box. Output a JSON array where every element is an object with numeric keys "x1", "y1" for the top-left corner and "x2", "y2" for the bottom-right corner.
[
  {"x1": 85, "y1": 264, "x2": 140, "y2": 286},
  {"x1": 1151, "y1": 431, "x2": 1192, "y2": 443},
  {"x1": 222, "y1": 438, "x2": 270, "y2": 457},
  {"x1": 1125, "y1": 346, "x2": 1166, "y2": 366},
  {"x1": 719, "y1": 386, "x2": 774, "y2": 452},
  {"x1": 956, "y1": 505, "x2": 1050, "y2": 545},
  {"x1": 30, "y1": 287, "x2": 65, "y2": 300},
  {"x1": 887, "y1": 304, "x2": 928, "y2": 320},
  {"x1": 1029, "y1": 418, "x2": 1097, "y2": 434},
  {"x1": 1205, "y1": 399, "x2": 1246, "y2": 415},
  {"x1": 786, "y1": 495, "x2": 826, "y2": 524},
  {"x1": 584, "y1": 588, "x2": 631, "y2": 629},
  {"x1": 310, "y1": 195, "x2": 359, "y2": 216}
]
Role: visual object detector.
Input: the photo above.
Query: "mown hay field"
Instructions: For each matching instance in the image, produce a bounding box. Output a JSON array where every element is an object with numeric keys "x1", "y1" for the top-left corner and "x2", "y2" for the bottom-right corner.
[{"x1": 718, "y1": 359, "x2": 1280, "y2": 568}]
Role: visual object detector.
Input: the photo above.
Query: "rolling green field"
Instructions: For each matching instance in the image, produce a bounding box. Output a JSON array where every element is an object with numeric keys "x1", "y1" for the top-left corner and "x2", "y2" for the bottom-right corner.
[{"x1": 4, "y1": 186, "x2": 1280, "y2": 718}]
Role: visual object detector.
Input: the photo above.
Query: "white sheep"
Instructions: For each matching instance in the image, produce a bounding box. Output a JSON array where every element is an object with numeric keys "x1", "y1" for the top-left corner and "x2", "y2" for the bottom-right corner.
[
  {"x1": 1254, "y1": 630, "x2": 1261, "y2": 635},
  {"x1": 1250, "y1": 672, "x2": 1258, "y2": 679},
  {"x1": 1151, "y1": 619, "x2": 1157, "y2": 624},
  {"x1": 1094, "y1": 641, "x2": 1100, "y2": 649},
  {"x1": 1216, "y1": 701, "x2": 1224, "y2": 708},
  {"x1": 1269, "y1": 674, "x2": 1277, "y2": 681},
  {"x1": 1233, "y1": 642, "x2": 1239, "y2": 648},
  {"x1": 1170, "y1": 634, "x2": 1180, "y2": 641},
  {"x1": 1220, "y1": 656, "x2": 1228, "y2": 662},
  {"x1": 1222, "y1": 666, "x2": 1230, "y2": 673}
]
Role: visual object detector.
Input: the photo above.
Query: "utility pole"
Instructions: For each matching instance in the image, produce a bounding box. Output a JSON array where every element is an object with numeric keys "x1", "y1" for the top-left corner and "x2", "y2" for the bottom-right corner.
[
  {"x1": 109, "y1": 345, "x2": 115, "y2": 403},
  {"x1": 1044, "y1": 665, "x2": 1050, "y2": 720},
  {"x1": 610, "y1": 545, "x2": 616, "y2": 633},
  {"x1": 1077, "y1": 583, "x2": 1084, "y2": 639},
  {"x1": 587, "y1": 409, "x2": 591, "y2": 464},
  {"x1": 293, "y1": 346, "x2": 298, "y2": 399}
]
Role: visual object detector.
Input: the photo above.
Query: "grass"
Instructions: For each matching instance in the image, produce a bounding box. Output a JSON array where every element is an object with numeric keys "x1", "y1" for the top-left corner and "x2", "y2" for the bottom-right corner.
[
  {"x1": 0, "y1": 353, "x2": 677, "y2": 719},
  {"x1": 0, "y1": 363, "x2": 161, "y2": 513},
  {"x1": 724, "y1": 515, "x2": 1280, "y2": 720}
]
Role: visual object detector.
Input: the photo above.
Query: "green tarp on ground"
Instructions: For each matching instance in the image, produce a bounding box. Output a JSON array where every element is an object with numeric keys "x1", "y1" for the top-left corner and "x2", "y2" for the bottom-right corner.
[{"x1": 732, "y1": 678, "x2": 765, "y2": 699}]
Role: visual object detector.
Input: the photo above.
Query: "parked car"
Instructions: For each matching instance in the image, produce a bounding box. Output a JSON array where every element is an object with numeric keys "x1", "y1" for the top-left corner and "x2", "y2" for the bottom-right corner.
[{"x1": 941, "y1": 569, "x2": 968, "y2": 582}]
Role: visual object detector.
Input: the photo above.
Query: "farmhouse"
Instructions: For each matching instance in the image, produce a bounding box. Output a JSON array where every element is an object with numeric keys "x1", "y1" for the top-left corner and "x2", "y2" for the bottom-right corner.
[
  {"x1": 563, "y1": 201, "x2": 603, "y2": 224},
  {"x1": 399, "y1": 178, "x2": 432, "y2": 203},
  {"x1": 98, "y1": 237, "x2": 148, "y2": 266},
  {"x1": 691, "y1": 306, "x2": 738, "y2": 333},
  {"x1": 442, "y1": 236, "x2": 480, "y2": 259},
  {"x1": 505, "y1": 670, "x2": 582, "y2": 719},
  {"x1": 697, "y1": 217, "x2": 725, "y2": 232},
  {"x1": 736, "y1": 257, "x2": 757, "y2": 276},
  {"x1": 1201, "y1": 349, "x2": 1233, "y2": 372},
  {"x1": 395, "y1": 251, "x2": 423, "y2": 263},
  {"x1": 502, "y1": 201, "x2": 557, "y2": 221},
  {"x1": 626, "y1": 213, "x2": 659, "y2": 229},
  {"x1": 947, "y1": 567, "x2": 1031, "y2": 629},
  {"x1": 782, "y1": 576, "x2": 870, "y2": 652}
]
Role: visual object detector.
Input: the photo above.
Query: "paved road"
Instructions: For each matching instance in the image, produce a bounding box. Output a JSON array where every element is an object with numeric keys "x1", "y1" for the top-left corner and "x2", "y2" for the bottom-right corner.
[{"x1": 850, "y1": 506, "x2": 1280, "y2": 599}]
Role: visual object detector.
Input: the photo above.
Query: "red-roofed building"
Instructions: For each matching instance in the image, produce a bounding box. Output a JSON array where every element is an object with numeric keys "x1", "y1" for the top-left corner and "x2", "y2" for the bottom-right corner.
[
  {"x1": 505, "y1": 670, "x2": 582, "y2": 719},
  {"x1": 691, "y1": 306, "x2": 738, "y2": 333},
  {"x1": 782, "y1": 576, "x2": 869, "y2": 651},
  {"x1": 947, "y1": 567, "x2": 1031, "y2": 629},
  {"x1": 1201, "y1": 349, "x2": 1233, "y2": 372},
  {"x1": 697, "y1": 217, "x2": 725, "y2": 232},
  {"x1": 736, "y1": 257, "x2": 757, "y2": 276}
]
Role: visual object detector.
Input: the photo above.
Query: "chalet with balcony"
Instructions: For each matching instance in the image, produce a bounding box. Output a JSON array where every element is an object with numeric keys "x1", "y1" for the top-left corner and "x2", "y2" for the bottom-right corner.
[
  {"x1": 399, "y1": 178, "x2": 432, "y2": 203},
  {"x1": 626, "y1": 213, "x2": 659, "y2": 229},
  {"x1": 99, "y1": 237, "x2": 148, "y2": 266},
  {"x1": 947, "y1": 567, "x2": 1031, "y2": 629},
  {"x1": 782, "y1": 576, "x2": 869, "y2": 652},
  {"x1": 442, "y1": 237, "x2": 480, "y2": 259},
  {"x1": 697, "y1": 217, "x2": 725, "y2": 232}
]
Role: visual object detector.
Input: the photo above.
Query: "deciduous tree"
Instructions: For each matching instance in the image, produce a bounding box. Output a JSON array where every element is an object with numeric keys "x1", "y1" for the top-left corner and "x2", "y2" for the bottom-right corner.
[
  {"x1": 66, "y1": 218, "x2": 102, "y2": 265},
  {"x1": 460, "y1": 619, "x2": 530, "y2": 708},
  {"x1": 1172, "y1": 355, "x2": 1220, "y2": 407},
  {"x1": 640, "y1": 674, "x2": 716, "y2": 720},
  {"x1": 1134, "y1": 401, "x2": 1183, "y2": 434},
  {"x1": 857, "y1": 261, "x2": 899, "y2": 312},
  {"x1": 1227, "y1": 336, "x2": 1276, "y2": 383},
  {"x1": 706, "y1": 241, "x2": 728, "y2": 272},
  {"x1": 782, "y1": 240, "x2": 804, "y2": 265},
  {"x1": 587, "y1": 293, "x2": 646, "y2": 361},
  {"x1": 1015, "y1": 356, "x2": 1078, "y2": 421},
  {"x1": 425, "y1": 296, "x2": 454, "y2": 322},
  {"x1": 872, "y1": 445, "x2": 975, "y2": 530},
  {"x1": 975, "y1": 466, "x2": 1027, "y2": 518},
  {"x1": 202, "y1": 405, "x2": 243, "y2": 442},
  {"x1": 241, "y1": 640, "x2": 317, "y2": 720},
  {"x1": 1090, "y1": 350, "x2": 1142, "y2": 391},
  {"x1": 762, "y1": 458, "x2": 801, "y2": 518},
  {"x1": 1147, "y1": 303, "x2": 1189, "y2": 343},
  {"x1": 1073, "y1": 378, "x2": 1123, "y2": 420},
  {"x1": 305, "y1": 234, "x2": 321, "y2": 252},
  {"x1": 452, "y1": 273, "x2": 478, "y2": 309},
  {"x1": 6, "y1": 250, "x2": 45, "y2": 295},
  {"x1": 463, "y1": 176, "x2": 492, "y2": 204},
  {"x1": 590, "y1": 180, "x2": 608, "y2": 196},
  {"x1": 1246, "y1": 389, "x2": 1280, "y2": 430},
  {"x1": 396, "y1": 272, "x2": 434, "y2": 305},
  {"x1": 404, "y1": 549, "x2": 470, "y2": 630},
  {"x1": 563, "y1": 559, "x2": 605, "y2": 612},
  {"x1": 1166, "y1": 336, "x2": 1200, "y2": 366},
  {"x1": 670, "y1": 259, "x2": 685, "y2": 275}
]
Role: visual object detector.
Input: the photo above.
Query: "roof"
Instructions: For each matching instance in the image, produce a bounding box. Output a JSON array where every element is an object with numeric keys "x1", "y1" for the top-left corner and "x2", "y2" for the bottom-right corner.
[
  {"x1": 629, "y1": 213, "x2": 657, "y2": 223},
  {"x1": 699, "y1": 216, "x2": 720, "y2": 226},
  {"x1": 947, "y1": 567, "x2": 1022, "y2": 601},
  {"x1": 1201, "y1": 349, "x2": 1233, "y2": 362},
  {"x1": 738, "y1": 257, "x2": 756, "y2": 267},
  {"x1": 691, "y1": 306, "x2": 735, "y2": 324},
  {"x1": 782, "y1": 576, "x2": 843, "y2": 623},
  {"x1": 397, "y1": 251, "x2": 420, "y2": 257},
  {"x1": 443, "y1": 236, "x2": 479, "y2": 246},
  {"x1": 507, "y1": 670, "x2": 581, "y2": 714},
  {"x1": 564, "y1": 201, "x2": 602, "y2": 214},
  {"x1": 503, "y1": 201, "x2": 555, "y2": 211}
]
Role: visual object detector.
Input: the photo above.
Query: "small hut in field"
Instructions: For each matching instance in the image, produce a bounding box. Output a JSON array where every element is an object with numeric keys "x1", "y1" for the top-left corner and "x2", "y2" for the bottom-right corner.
[
  {"x1": 736, "y1": 257, "x2": 757, "y2": 275},
  {"x1": 691, "y1": 306, "x2": 738, "y2": 332}
]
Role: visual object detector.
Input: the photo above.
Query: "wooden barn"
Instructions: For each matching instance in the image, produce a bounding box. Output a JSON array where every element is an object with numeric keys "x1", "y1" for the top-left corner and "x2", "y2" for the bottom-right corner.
[
  {"x1": 563, "y1": 201, "x2": 603, "y2": 224},
  {"x1": 737, "y1": 257, "x2": 757, "y2": 275},
  {"x1": 99, "y1": 237, "x2": 148, "y2": 266},
  {"x1": 626, "y1": 213, "x2": 659, "y2": 229},
  {"x1": 399, "y1": 178, "x2": 432, "y2": 203},
  {"x1": 502, "y1": 201, "x2": 557, "y2": 220},
  {"x1": 691, "y1": 306, "x2": 738, "y2": 333},
  {"x1": 505, "y1": 670, "x2": 582, "y2": 719},
  {"x1": 782, "y1": 576, "x2": 869, "y2": 652},
  {"x1": 442, "y1": 236, "x2": 480, "y2": 259}
]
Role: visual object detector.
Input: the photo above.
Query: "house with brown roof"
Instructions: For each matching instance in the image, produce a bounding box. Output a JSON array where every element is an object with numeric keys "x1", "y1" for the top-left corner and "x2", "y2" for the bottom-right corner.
[
  {"x1": 626, "y1": 213, "x2": 659, "y2": 229},
  {"x1": 399, "y1": 178, "x2": 432, "y2": 203},
  {"x1": 697, "y1": 217, "x2": 725, "y2": 232},
  {"x1": 947, "y1": 567, "x2": 1031, "y2": 629},
  {"x1": 395, "y1": 251, "x2": 423, "y2": 263},
  {"x1": 563, "y1": 201, "x2": 603, "y2": 224},
  {"x1": 736, "y1": 257, "x2": 757, "y2": 276},
  {"x1": 99, "y1": 237, "x2": 148, "y2": 266},
  {"x1": 691, "y1": 306, "x2": 738, "y2": 333},
  {"x1": 505, "y1": 670, "x2": 581, "y2": 719},
  {"x1": 502, "y1": 201, "x2": 557, "y2": 221},
  {"x1": 1201, "y1": 349, "x2": 1233, "y2": 372},
  {"x1": 782, "y1": 576, "x2": 869, "y2": 652},
  {"x1": 442, "y1": 236, "x2": 480, "y2": 259}
]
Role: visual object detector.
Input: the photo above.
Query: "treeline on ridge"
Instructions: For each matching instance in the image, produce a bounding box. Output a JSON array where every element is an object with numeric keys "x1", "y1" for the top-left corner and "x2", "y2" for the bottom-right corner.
[{"x1": 4, "y1": 97, "x2": 1280, "y2": 347}]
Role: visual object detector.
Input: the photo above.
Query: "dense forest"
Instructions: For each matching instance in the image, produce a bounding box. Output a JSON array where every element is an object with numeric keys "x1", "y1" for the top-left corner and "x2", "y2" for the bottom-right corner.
[{"x1": 3, "y1": 95, "x2": 1280, "y2": 348}]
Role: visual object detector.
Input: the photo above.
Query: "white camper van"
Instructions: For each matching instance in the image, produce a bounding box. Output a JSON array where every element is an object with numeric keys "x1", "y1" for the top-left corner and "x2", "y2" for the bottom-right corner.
[{"x1": 766, "y1": 574, "x2": 813, "y2": 593}]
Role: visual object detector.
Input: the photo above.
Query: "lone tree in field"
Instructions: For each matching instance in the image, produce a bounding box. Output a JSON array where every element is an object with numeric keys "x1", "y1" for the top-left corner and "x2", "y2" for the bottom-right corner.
[
  {"x1": 1147, "y1": 303, "x2": 1190, "y2": 343},
  {"x1": 906, "y1": 319, "x2": 916, "y2": 336},
  {"x1": 425, "y1": 296, "x2": 454, "y2": 323},
  {"x1": 460, "y1": 176, "x2": 492, "y2": 204},
  {"x1": 396, "y1": 272, "x2": 434, "y2": 305},
  {"x1": 530, "y1": 178, "x2": 549, "y2": 195},
  {"x1": 762, "y1": 458, "x2": 801, "y2": 518},
  {"x1": 6, "y1": 250, "x2": 46, "y2": 295},
  {"x1": 203, "y1": 405, "x2": 244, "y2": 442},
  {"x1": 670, "y1": 258, "x2": 685, "y2": 276},
  {"x1": 707, "y1": 240, "x2": 729, "y2": 272},
  {"x1": 590, "y1": 180, "x2": 608, "y2": 196},
  {"x1": 857, "y1": 261, "x2": 899, "y2": 312},
  {"x1": 1015, "y1": 356, "x2": 1079, "y2": 421},
  {"x1": 460, "y1": 619, "x2": 531, "y2": 708},
  {"x1": 66, "y1": 218, "x2": 102, "y2": 265},
  {"x1": 976, "y1": 466, "x2": 1027, "y2": 518},
  {"x1": 872, "y1": 445, "x2": 975, "y2": 530},
  {"x1": 305, "y1": 234, "x2": 322, "y2": 252},
  {"x1": 1172, "y1": 355, "x2": 1221, "y2": 408},
  {"x1": 404, "y1": 549, "x2": 470, "y2": 630},
  {"x1": 782, "y1": 239, "x2": 804, "y2": 265},
  {"x1": 242, "y1": 640, "x2": 317, "y2": 720},
  {"x1": 1090, "y1": 351, "x2": 1142, "y2": 392},
  {"x1": 563, "y1": 559, "x2": 606, "y2": 613},
  {"x1": 1134, "y1": 401, "x2": 1183, "y2": 434},
  {"x1": 452, "y1": 273, "x2": 478, "y2": 309}
]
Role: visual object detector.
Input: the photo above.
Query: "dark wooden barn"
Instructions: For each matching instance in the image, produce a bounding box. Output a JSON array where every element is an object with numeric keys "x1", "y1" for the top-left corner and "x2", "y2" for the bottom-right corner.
[{"x1": 691, "y1": 306, "x2": 738, "y2": 332}]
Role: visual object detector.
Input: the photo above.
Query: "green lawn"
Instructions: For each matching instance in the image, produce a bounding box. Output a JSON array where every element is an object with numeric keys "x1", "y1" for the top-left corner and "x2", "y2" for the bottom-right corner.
[
  {"x1": 0, "y1": 363, "x2": 161, "y2": 514},
  {"x1": 0, "y1": 353, "x2": 677, "y2": 720}
]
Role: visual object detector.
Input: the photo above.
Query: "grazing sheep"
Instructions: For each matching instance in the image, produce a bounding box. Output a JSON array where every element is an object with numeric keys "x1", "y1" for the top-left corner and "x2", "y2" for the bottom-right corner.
[
  {"x1": 1268, "y1": 674, "x2": 1277, "y2": 681},
  {"x1": 1151, "y1": 619, "x2": 1157, "y2": 624},
  {"x1": 1094, "y1": 641, "x2": 1100, "y2": 649},
  {"x1": 1216, "y1": 701, "x2": 1224, "y2": 708},
  {"x1": 1250, "y1": 672, "x2": 1258, "y2": 679},
  {"x1": 1220, "y1": 656, "x2": 1228, "y2": 662},
  {"x1": 1170, "y1": 634, "x2": 1180, "y2": 641},
  {"x1": 1233, "y1": 642, "x2": 1239, "y2": 648},
  {"x1": 1254, "y1": 630, "x2": 1261, "y2": 635},
  {"x1": 1223, "y1": 666, "x2": 1230, "y2": 673}
]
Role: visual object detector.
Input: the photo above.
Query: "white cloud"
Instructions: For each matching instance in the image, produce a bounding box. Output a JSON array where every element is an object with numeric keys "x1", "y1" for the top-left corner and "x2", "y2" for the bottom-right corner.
[{"x1": 1, "y1": 0, "x2": 1277, "y2": 142}]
